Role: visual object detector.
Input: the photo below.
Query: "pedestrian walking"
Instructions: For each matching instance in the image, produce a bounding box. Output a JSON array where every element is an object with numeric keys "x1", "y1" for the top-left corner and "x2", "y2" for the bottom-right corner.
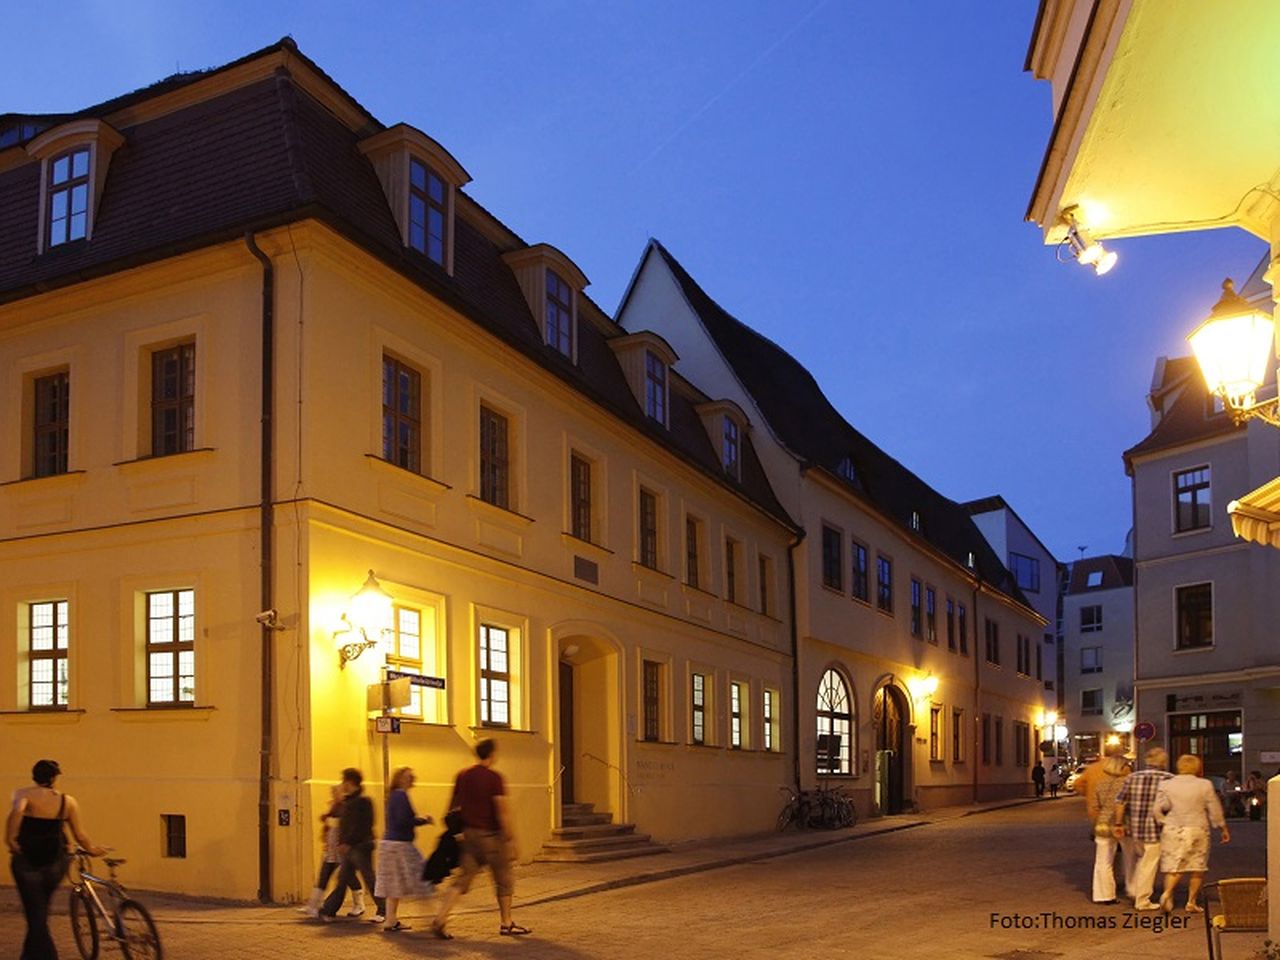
[
  {"x1": 431, "y1": 739, "x2": 530, "y2": 939},
  {"x1": 1089, "y1": 755, "x2": 1133, "y2": 903},
  {"x1": 6, "y1": 760, "x2": 105, "y2": 960},
  {"x1": 1112, "y1": 747, "x2": 1173, "y2": 910},
  {"x1": 1153, "y1": 754, "x2": 1229, "y2": 913},
  {"x1": 1032, "y1": 761, "x2": 1046, "y2": 798},
  {"x1": 297, "y1": 781, "x2": 362, "y2": 918},
  {"x1": 375, "y1": 767, "x2": 434, "y2": 933},
  {"x1": 319, "y1": 768, "x2": 386, "y2": 922},
  {"x1": 1047, "y1": 763, "x2": 1062, "y2": 799}
]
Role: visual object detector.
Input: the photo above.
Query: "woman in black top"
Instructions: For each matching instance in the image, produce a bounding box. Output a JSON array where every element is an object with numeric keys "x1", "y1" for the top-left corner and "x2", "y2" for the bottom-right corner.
[{"x1": 5, "y1": 759, "x2": 103, "y2": 960}]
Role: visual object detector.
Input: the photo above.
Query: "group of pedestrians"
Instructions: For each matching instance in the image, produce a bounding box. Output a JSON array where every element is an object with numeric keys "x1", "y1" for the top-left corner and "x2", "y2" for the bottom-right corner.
[
  {"x1": 1031, "y1": 760, "x2": 1063, "y2": 798},
  {"x1": 1084, "y1": 747, "x2": 1230, "y2": 911},
  {"x1": 302, "y1": 738, "x2": 530, "y2": 939}
]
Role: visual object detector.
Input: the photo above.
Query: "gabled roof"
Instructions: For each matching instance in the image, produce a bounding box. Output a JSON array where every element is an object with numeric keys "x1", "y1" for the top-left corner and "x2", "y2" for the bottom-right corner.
[
  {"x1": 643, "y1": 239, "x2": 1031, "y2": 607},
  {"x1": 962, "y1": 494, "x2": 1060, "y2": 566},
  {"x1": 0, "y1": 42, "x2": 795, "y2": 533},
  {"x1": 1122, "y1": 356, "x2": 1243, "y2": 467},
  {"x1": 1066, "y1": 555, "x2": 1133, "y2": 594}
]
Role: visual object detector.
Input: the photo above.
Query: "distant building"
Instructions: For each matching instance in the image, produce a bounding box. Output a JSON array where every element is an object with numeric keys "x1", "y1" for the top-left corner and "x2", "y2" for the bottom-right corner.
[
  {"x1": 1061, "y1": 555, "x2": 1134, "y2": 759},
  {"x1": 965, "y1": 495, "x2": 1062, "y2": 707}
]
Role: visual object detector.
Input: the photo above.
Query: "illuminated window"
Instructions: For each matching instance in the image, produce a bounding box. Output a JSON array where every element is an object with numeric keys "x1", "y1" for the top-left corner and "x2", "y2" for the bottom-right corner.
[
  {"x1": 479, "y1": 623, "x2": 510, "y2": 727},
  {"x1": 147, "y1": 589, "x2": 195, "y2": 705},
  {"x1": 816, "y1": 669, "x2": 852, "y2": 775},
  {"x1": 28, "y1": 600, "x2": 69, "y2": 708},
  {"x1": 691, "y1": 672, "x2": 706, "y2": 745},
  {"x1": 729, "y1": 681, "x2": 743, "y2": 749},
  {"x1": 763, "y1": 688, "x2": 778, "y2": 751},
  {"x1": 929, "y1": 705, "x2": 942, "y2": 761}
]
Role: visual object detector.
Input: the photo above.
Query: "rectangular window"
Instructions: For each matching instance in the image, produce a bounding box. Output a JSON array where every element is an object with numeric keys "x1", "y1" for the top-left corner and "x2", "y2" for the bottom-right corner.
[
  {"x1": 946, "y1": 597, "x2": 956, "y2": 651},
  {"x1": 1080, "y1": 604, "x2": 1102, "y2": 633},
  {"x1": 763, "y1": 688, "x2": 778, "y2": 752},
  {"x1": 642, "y1": 660, "x2": 662, "y2": 742},
  {"x1": 545, "y1": 268, "x2": 573, "y2": 358},
  {"x1": 1080, "y1": 646, "x2": 1102, "y2": 674},
  {"x1": 1008, "y1": 552, "x2": 1041, "y2": 592},
  {"x1": 151, "y1": 343, "x2": 196, "y2": 456},
  {"x1": 385, "y1": 605, "x2": 439, "y2": 720},
  {"x1": 1014, "y1": 721, "x2": 1030, "y2": 767},
  {"x1": 479, "y1": 624, "x2": 511, "y2": 727},
  {"x1": 1174, "y1": 466, "x2": 1211, "y2": 532},
  {"x1": 570, "y1": 454, "x2": 592, "y2": 542},
  {"x1": 28, "y1": 600, "x2": 69, "y2": 709},
  {"x1": 1016, "y1": 634, "x2": 1031, "y2": 676},
  {"x1": 1176, "y1": 583, "x2": 1213, "y2": 649},
  {"x1": 47, "y1": 147, "x2": 90, "y2": 247},
  {"x1": 1081, "y1": 688, "x2": 1102, "y2": 715},
  {"x1": 876, "y1": 554, "x2": 893, "y2": 613},
  {"x1": 161, "y1": 814, "x2": 187, "y2": 859},
  {"x1": 147, "y1": 589, "x2": 195, "y2": 705},
  {"x1": 958, "y1": 603, "x2": 968, "y2": 655},
  {"x1": 910, "y1": 578, "x2": 922, "y2": 637},
  {"x1": 409, "y1": 157, "x2": 447, "y2": 265},
  {"x1": 851, "y1": 541, "x2": 869, "y2": 602},
  {"x1": 685, "y1": 516, "x2": 702, "y2": 588},
  {"x1": 995, "y1": 717, "x2": 1004, "y2": 765},
  {"x1": 821, "y1": 525, "x2": 843, "y2": 590},
  {"x1": 722, "y1": 417, "x2": 740, "y2": 478},
  {"x1": 1086, "y1": 570, "x2": 1103, "y2": 588},
  {"x1": 925, "y1": 587, "x2": 937, "y2": 643},
  {"x1": 984, "y1": 618, "x2": 1000, "y2": 665},
  {"x1": 639, "y1": 488, "x2": 659, "y2": 569},
  {"x1": 691, "y1": 672, "x2": 706, "y2": 745},
  {"x1": 644, "y1": 351, "x2": 667, "y2": 424},
  {"x1": 33, "y1": 371, "x2": 69, "y2": 477},
  {"x1": 725, "y1": 537, "x2": 740, "y2": 603},
  {"x1": 952, "y1": 707, "x2": 964, "y2": 762},
  {"x1": 758, "y1": 554, "x2": 773, "y2": 616},
  {"x1": 981, "y1": 713, "x2": 991, "y2": 764},
  {"x1": 479, "y1": 405, "x2": 510, "y2": 509},
  {"x1": 382, "y1": 356, "x2": 421, "y2": 472},
  {"x1": 729, "y1": 681, "x2": 743, "y2": 749},
  {"x1": 929, "y1": 705, "x2": 942, "y2": 761}
]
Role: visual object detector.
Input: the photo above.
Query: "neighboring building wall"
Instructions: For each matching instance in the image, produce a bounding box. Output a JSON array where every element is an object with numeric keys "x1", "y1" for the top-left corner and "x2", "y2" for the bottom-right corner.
[{"x1": 1061, "y1": 556, "x2": 1134, "y2": 759}]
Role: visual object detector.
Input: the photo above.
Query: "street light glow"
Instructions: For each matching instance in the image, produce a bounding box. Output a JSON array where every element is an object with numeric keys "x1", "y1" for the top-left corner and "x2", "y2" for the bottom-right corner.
[{"x1": 1188, "y1": 278, "x2": 1275, "y2": 411}]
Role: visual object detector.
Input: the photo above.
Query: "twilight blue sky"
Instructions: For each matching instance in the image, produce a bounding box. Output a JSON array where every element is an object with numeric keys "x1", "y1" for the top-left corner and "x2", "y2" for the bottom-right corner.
[{"x1": 4, "y1": 2, "x2": 1266, "y2": 562}]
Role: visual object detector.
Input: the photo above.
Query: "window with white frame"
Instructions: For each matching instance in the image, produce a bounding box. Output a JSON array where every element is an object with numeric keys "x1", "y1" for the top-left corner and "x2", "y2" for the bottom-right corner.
[
  {"x1": 816, "y1": 669, "x2": 852, "y2": 775},
  {"x1": 763, "y1": 687, "x2": 779, "y2": 752},
  {"x1": 1173, "y1": 466, "x2": 1211, "y2": 533},
  {"x1": 479, "y1": 623, "x2": 511, "y2": 727},
  {"x1": 1176, "y1": 583, "x2": 1213, "y2": 649},
  {"x1": 690, "y1": 672, "x2": 707, "y2": 745},
  {"x1": 46, "y1": 148, "x2": 90, "y2": 247},
  {"x1": 1080, "y1": 645, "x2": 1102, "y2": 674},
  {"x1": 929, "y1": 705, "x2": 943, "y2": 761},
  {"x1": 147, "y1": 589, "x2": 195, "y2": 705},
  {"x1": 1080, "y1": 604, "x2": 1102, "y2": 633},
  {"x1": 385, "y1": 605, "x2": 432, "y2": 721},
  {"x1": 409, "y1": 157, "x2": 447, "y2": 265},
  {"x1": 28, "y1": 600, "x2": 69, "y2": 709},
  {"x1": 729, "y1": 681, "x2": 744, "y2": 749},
  {"x1": 1081, "y1": 688, "x2": 1103, "y2": 715},
  {"x1": 545, "y1": 268, "x2": 574, "y2": 358}
]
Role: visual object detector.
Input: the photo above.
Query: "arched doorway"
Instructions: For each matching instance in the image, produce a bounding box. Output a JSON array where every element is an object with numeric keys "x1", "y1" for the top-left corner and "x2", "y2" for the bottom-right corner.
[
  {"x1": 873, "y1": 685, "x2": 908, "y2": 814},
  {"x1": 555, "y1": 630, "x2": 622, "y2": 822}
]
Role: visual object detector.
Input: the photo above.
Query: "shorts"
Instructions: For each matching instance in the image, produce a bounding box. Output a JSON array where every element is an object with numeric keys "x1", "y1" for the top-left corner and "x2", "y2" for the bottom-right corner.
[{"x1": 454, "y1": 830, "x2": 513, "y2": 898}]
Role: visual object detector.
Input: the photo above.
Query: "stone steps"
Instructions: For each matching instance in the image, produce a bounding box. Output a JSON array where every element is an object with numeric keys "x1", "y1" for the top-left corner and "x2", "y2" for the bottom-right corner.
[{"x1": 534, "y1": 806, "x2": 669, "y2": 863}]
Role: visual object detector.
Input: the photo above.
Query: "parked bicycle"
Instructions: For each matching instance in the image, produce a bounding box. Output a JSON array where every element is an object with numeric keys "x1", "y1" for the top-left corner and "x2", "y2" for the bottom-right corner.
[
  {"x1": 776, "y1": 783, "x2": 857, "y2": 831},
  {"x1": 68, "y1": 848, "x2": 162, "y2": 960}
]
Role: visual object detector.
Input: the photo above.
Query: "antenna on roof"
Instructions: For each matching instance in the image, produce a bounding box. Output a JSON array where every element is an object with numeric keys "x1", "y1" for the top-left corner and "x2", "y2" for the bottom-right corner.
[{"x1": 1076, "y1": 546, "x2": 1087, "y2": 560}]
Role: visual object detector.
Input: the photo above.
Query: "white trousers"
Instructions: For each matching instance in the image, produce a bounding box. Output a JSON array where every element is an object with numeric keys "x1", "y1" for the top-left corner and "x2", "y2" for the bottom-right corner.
[
  {"x1": 1130, "y1": 839, "x2": 1161, "y2": 907},
  {"x1": 1092, "y1": 836, "x2": 1118, "y2": 901}
]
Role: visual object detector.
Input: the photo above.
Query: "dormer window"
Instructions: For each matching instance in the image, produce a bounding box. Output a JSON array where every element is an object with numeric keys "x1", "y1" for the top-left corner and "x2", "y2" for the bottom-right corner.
[
  {"x1": 48, "y1": 148, "x2": 90, "y2": 247},
  {"x1": 545, "y1": 269, "x2": 573, "y2": 357},
  {"x1": 836, "y1": 456, "x2": 857, "y2": 483},
  {"x1": 25, "y1": 118, "x2": 124, "y2": 254},
  {"x1": 722, "y1": 416, "x2": 740, "y2": 478},
  {"x1": 645, "y1": 351, "x2": 667, "y2": 424},
  {"x1": 910, "y1": 510, "x2": 922, "y2": 532},
  {"x1": 409, "y1": 158, "x2": 447, "y2": 264}
]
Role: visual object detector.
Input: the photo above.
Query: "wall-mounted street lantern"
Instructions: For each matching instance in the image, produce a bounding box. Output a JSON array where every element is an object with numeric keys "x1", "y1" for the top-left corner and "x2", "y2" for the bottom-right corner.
[
  {"x1": 1059, "y1": 206, "x2": 1118, "y2": 276},
  {"x1": 1188, "y1": 278, "x2": 1279, "y2": 426},
  {"x1": 335, "y1": 569, "x2": 394, "y2": 669}
]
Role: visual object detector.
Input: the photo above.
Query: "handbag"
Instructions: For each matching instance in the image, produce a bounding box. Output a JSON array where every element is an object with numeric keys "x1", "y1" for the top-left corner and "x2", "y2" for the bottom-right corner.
[{"x1": 1092, "y1": 812, "x2": 1115, "y2": 839}]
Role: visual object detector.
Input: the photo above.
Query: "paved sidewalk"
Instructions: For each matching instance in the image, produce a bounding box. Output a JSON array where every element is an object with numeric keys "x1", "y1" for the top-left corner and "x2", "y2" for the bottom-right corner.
[{"x1": 1, "y1": 793, "x2": 1048, "y2": 926}]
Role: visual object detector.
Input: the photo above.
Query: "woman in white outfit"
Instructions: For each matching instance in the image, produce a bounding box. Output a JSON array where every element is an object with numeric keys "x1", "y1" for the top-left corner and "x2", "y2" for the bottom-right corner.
[
  {"x1": 1153, "y1": 754, "x2": 1230, "y2": 912},
  {"x1": 1089, "y1": 755, "x2": 1131, "y2": 903}
]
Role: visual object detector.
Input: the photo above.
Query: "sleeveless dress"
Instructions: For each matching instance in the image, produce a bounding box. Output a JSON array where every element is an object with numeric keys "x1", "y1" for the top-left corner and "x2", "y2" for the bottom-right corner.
[{"x1": 16, "y1": 794, "x2": 67, "y2": 869}]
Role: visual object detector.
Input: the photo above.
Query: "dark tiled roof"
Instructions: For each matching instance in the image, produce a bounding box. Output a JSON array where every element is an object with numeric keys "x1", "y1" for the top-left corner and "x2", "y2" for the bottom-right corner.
[
  {"x1": 1066, "y1": 555, "x2": 1133, "y2": 593},
  {"x1": 646, "y1": 240, "x2": 1031, "y2": 607},
  {"x1": 1122, "y1": 356, "x2": 1242, "y2": 465},
  {"x1": 0, "y1": 46, "x2": 794, "y2": 533}
]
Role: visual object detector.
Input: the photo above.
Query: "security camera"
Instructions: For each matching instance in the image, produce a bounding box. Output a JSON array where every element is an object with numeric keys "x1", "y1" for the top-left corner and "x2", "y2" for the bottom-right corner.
[{"x1": 255, "y1": 609, "x2": 281, "y2": 628}]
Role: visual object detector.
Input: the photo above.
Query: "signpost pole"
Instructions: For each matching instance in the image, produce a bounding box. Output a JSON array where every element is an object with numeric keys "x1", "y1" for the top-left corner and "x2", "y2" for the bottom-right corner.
[{"x1": 381, "y1": 673, "x2": 390, "y2": 801}]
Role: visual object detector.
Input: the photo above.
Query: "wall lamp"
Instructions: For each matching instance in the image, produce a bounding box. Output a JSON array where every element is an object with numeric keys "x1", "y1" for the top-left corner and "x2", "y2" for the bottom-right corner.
[
  {"x1": 335, "y1": 570, "x2": 394, "y2": 669},
  {"x1": 1188, "y1": 278, "x2": 1280, "y2": 426},
  {"x1": 1059, "y1": 206, "x2": 1117, "y2": 276},
  {"x1": 908, "y1": 674, "x2": 939, "y2": 702}
]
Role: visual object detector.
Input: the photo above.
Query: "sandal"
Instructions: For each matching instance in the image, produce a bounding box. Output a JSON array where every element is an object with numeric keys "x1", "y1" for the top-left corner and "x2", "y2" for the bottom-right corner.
[
  {"x1": 500, "y1": 923, "x2": 532, "y2": 936},
  {"x1": 383, "y1": 921, "x2": 411, "y2": 933},
  {"x1": 431, "y1": 921, "x2": 454, "y2": 940}
]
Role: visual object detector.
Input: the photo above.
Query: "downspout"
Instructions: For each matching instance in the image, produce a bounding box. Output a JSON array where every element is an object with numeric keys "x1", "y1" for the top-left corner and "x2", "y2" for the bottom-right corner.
[
  {"x1": 971, "y1": 576, "x2": 981, "y2": 805},
  {"x1": 786, "y1": 530, "x2": 805, "y2": 792},
  {"x1": 246, "y1": 231, "x2": 275, "y2": 903}
]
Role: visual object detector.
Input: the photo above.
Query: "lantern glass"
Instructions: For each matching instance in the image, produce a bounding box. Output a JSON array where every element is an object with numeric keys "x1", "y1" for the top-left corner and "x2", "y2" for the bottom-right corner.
[
  {"x1": 1188, "y1": 309, "x2": 1274, "y2": 409},
  {"x1": 348, "y1": 570, "x2": 393, "y2": 642}
]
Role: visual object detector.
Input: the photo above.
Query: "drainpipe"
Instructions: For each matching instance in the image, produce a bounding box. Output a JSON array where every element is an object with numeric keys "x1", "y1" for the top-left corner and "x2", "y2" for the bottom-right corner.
[
  {"x1": 786, "y1": 531, "x2": 805, "y2": 792},
  {"x1": 971, "y1": 577, "x2": 981, "y2": 806},
  {"x1": 246, "y1": 232, "x2": 275, "y2": 903}
]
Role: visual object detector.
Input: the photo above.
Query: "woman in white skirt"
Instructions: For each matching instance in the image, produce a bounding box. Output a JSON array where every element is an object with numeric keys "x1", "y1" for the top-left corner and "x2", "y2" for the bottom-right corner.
[
  {"x1": 376, "y1": 767, "x2": 434, "y2": 932},
  {"x1": 1153, "y1": 754, "x2": 1230, "y2": 912}
]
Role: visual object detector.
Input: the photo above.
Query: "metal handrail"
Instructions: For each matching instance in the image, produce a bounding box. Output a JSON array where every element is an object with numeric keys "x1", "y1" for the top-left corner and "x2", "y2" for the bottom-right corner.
[
  {"x1": 548, "y1": 764, "x2": 565, "y2": 795},
  {"x1": 581, "y1": 751, "x2": 636, "y2": 795}
]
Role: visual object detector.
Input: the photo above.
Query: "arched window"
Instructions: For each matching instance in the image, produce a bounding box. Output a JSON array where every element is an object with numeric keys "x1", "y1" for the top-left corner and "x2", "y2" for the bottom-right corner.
[{"x1": 816, "y1": 669, "x2": 853, "y2": 775}]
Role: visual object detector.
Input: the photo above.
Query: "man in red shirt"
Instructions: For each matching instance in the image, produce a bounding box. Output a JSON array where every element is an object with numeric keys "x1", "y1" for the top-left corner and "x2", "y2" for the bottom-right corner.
[{"x1": 431, "y1": 739, "x2": 530, "y2": 938}]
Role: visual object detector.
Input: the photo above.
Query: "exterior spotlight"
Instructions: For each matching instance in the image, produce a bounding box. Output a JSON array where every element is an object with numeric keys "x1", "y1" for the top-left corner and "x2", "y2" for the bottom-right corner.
[
  {"x1": 336, "y1": 570, "x2": 394, "y2": 668},
  {"x1": 1061, "y1": 207, "x2": 1117, "y2": 276},
  {"x1": 1188, "y1": 278, "x2": 1279, "y2": 424}
]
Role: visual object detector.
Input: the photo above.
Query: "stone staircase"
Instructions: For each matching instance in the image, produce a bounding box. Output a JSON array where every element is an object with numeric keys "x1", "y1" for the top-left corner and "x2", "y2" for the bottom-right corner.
[{"x1": 534, "y1": 802, "x2": 669, "y2": 863}]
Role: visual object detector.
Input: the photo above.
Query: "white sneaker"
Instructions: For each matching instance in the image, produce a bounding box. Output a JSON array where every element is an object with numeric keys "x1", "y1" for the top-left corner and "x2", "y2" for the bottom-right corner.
[
  {"x1": 370, "y1": 914, "x2": 385, "y2": 923},
  {"x1": 346, "y1": 889, "x2": 366, "y2": 917}
]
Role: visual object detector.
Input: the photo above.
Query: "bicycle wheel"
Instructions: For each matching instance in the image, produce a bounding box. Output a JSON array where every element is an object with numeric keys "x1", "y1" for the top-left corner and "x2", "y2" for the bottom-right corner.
[
  {"x1": 69, "y1": 887, "x2": 99, "y2": 960},
  {"x1": 115, "y1": 899, "x2": 162, "y2": 960},
  {"x1": 776, "y1": 799, "x2": 798, "y2": 831}
]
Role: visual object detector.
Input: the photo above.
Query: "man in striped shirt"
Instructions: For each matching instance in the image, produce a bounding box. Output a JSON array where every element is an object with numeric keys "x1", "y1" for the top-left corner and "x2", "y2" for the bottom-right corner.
[{"x1": 1113, "y1": 747, "x2": 1173, "y2": 910}]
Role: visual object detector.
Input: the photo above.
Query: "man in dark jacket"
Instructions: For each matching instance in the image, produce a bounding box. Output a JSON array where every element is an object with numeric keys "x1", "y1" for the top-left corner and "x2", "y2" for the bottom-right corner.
[{"x1": 319, "y1": 768, "x2": 386, "y2": 921}]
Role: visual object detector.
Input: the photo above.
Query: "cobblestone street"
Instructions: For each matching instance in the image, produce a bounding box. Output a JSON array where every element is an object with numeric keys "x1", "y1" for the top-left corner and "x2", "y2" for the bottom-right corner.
[{"x1": 1, "y1": 798, "x2": 1266, "y2": 959}]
